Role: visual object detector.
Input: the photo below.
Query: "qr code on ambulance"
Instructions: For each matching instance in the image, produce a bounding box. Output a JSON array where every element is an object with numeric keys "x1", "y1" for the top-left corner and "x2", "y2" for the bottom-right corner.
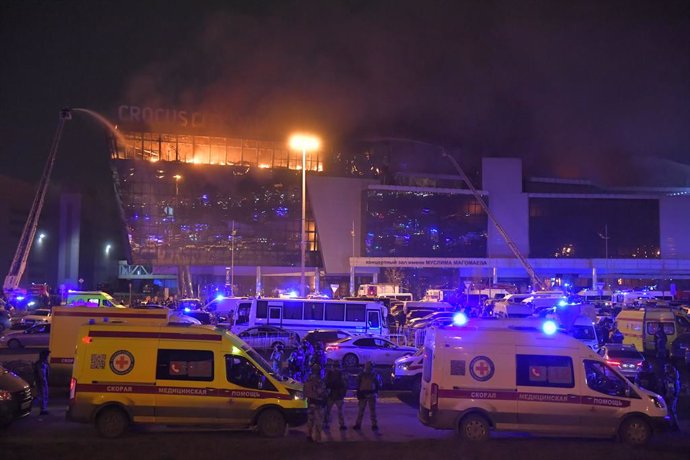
[{"x1": 90, "y1": 353, "x2": 106, "y2": 369}]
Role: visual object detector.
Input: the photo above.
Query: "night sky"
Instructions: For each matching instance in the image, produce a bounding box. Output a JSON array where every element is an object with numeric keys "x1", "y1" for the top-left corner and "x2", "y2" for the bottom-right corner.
[{"x1": 1, "y1": 0, "x2": 688, "y2": 186}]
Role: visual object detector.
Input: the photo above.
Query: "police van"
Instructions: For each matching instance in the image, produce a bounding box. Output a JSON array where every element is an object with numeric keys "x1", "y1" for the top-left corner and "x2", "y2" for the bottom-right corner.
[
  {"x1": 67, "y1": 323, "x2": 307, "y2": 438},
  {"x1": 418, "y1": 317, "x2": 669, "y2": 445}
]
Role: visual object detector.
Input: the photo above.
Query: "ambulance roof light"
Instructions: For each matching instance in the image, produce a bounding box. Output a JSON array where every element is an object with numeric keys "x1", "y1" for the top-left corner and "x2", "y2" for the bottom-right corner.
[
  {"x1": 453, "y1": 312, "x2": 468, "y2": 326},
  {"x1": 542, "y1": 320, "x2": 558, "y2": 335}
]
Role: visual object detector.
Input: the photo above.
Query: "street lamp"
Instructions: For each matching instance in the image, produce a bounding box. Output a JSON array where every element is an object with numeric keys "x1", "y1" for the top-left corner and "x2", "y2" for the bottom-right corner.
[
  {"x1": 173, "y1": 174, "x2": 182, "y2": 196},
  {"x1": 288, "y1": 133, "x2": 320, "y2": 297}
]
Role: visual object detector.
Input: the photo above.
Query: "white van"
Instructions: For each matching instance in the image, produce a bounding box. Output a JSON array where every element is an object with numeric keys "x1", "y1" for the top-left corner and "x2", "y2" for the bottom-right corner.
[{"x1": 418, "y1": 319, "x2": 670, "y2": 445}]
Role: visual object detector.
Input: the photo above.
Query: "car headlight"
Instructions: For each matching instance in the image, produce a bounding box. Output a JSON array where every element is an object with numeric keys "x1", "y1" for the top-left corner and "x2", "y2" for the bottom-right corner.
[
  {"x1": 288, "y1": 389, "x2": 304, "y2": 400},
  {"x1": 648, "y1": 394, "x2": 665, "y2": 409}
]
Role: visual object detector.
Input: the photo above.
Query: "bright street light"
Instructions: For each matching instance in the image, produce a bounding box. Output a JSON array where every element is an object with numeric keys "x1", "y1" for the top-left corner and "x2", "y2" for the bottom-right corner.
[
  {"x1": 288, "y1": 133, "x2": 320, "y2": 297},
  {"x1": 173, "y1": 174, "x2": 182, "y2": 196},
  {"x1": 105, "y1": 243, "x2": 112, "y2": 256}
]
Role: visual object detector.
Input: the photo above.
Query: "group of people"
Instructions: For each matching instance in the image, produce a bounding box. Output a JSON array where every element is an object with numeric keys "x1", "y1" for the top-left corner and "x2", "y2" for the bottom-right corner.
[
  {"x1": 303, "y1": 359, "x2": 383, "y2": 442},
  {"x1": 270, "y1": 340, "x2": 328, "y2": 382}
]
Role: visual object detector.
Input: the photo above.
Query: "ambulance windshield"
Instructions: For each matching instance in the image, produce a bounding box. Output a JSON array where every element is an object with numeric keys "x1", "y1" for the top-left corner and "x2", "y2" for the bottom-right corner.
[{"x1": 244, "y1": 346, "x2": 285, "y2": 381}]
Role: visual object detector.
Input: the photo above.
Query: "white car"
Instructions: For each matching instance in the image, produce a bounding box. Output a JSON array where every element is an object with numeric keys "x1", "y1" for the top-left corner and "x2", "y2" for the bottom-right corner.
[
  {"x1": 325, "y1": 336, "x2": 417, "y2": 368},
  {"x1": 392, "y1": 348, "x2": 424, "y2": 396},
  {"x1": 1, "y1": 323, "x2": 51, "y2": 349},
  {"x1": 19, "y1": 308, "x2": 52, "y2": 327}
]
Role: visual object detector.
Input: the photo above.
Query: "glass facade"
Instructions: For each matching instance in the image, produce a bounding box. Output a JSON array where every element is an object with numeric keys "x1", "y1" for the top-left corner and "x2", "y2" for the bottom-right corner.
[
  {"x1": 529, "y1": 198, "x2": 660, "y2": 258},
  {"x1": 113, "y1": 131, "x2": 322, "y2": 172},
  {"x1": 364, "y1": 190, "x2": 487, "y2": 257},
  {"x1": 113, "y1": 158, "x2": 320, "y2": 267}
]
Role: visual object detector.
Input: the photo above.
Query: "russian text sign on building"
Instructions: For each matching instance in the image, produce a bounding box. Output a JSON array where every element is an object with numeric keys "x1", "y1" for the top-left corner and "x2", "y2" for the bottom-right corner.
[{"x1": 349, "y1": 257, "x2": 489, "y2": 268}]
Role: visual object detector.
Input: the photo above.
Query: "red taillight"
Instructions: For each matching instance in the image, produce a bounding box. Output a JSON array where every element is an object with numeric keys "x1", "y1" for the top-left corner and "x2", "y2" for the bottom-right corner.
[
  {"x1": 69, "y1": 378, "x2": 77, "y2": 403},
  {"x1": 325, "y1": 346, "x2": 339, "y2": 352},
  {"x1": 606, "y1": 360, "x2": 621, "y2": 367},
  {"x1": 636, "y1": 361, "x2": 643, "y2": 367},
  {"x1": 430, "y1": 383, "x2": 439, "y2": 408},
  {"x1": 81, "y1": 336, "x2": 92, "y2": 344}
]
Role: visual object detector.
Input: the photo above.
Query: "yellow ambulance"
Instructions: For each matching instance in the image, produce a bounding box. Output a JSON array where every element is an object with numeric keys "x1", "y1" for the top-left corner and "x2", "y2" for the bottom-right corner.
[{"x1": 66, "y1": 323, "x2": 307, "y2": 438}]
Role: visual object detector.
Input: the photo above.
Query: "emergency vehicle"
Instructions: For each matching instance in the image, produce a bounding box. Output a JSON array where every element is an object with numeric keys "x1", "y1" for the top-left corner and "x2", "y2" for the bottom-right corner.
[
  {"x1": 419, "y1": 317, "x2": 669, "y2": 445},
  {"x1": 67, "y1": 323, "x2": 307, "y2": 438},
  {"x1": 615, "y1": 308, "x2": 690, "y2": 353},
  {"x1": 49, "y1": 307, "x2": 171, "y2": 369}
]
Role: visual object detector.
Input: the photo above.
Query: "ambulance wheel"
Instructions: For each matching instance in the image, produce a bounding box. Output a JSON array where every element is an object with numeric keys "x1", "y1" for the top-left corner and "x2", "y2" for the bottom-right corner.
[
  {"x1": 619, "y1": 417, "x2": 651, "y2": 446},
  {"x1": 459, "y1": 413, "x2": 490, "y2": 442},
  {"x1": 342, "y1": 353, "x2": 359, "y2": 368},
  {"x1": 7, "y1": 339, "x2": 22, "y2": 349},
  {"x1": 96, "y1": 406, "x2": 129, "y2": 438},
  {"x1": 257, "y1": 408, "x2": 287, "y2": 437}
]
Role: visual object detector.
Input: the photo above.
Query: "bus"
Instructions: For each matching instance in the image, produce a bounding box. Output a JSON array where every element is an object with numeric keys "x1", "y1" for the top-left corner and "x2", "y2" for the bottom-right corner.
[{"x1": 232, "y1": 298, "x2": 389, "y2": 337}]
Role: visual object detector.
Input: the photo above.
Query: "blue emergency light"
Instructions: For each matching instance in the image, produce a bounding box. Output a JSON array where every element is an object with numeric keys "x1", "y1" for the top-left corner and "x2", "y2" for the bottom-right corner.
[
  {"x1": 542, "y1": 320, "x2": 558, "y2": 335},
  {"x1": 184, "y1": 307, "x2": 191, "y2": 313},
  {"x1": 453, "y1": 312, "x2": 468, "y2": 326}
]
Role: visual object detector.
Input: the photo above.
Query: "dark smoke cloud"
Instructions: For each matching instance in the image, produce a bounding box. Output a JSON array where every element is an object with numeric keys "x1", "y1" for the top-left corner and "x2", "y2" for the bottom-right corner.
[{"x1": 122, "y1": 0, "x2": 690, "y2": 186}]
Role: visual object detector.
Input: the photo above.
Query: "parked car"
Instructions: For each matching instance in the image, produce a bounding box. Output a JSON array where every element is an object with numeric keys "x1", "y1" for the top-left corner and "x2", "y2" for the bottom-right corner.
[
  {"x1": 671, "y1": 333, "x2": 690, "y2": 366},
  {"x1": 0, "y1": 323, "x2": 51, "y2": 349},
  {"x1": 237, "y1": 326, "x2": 300, "y2": 349},
  {"x1": 0, "y1": 310, "x2": 11, "y2": 333},
  {"x1": 407, "y1": 311, "x2": 455, "y2": 329},
  {"x1": 597, "y1": 344, "x2": 645, "y2": 380},
  {"x1": 324, "y1": 336, "x2": 417, "y2": 368},
  {"x1": 303, "y1": 329, "x2": 353, "y2": 348},
  {"x1": 405, "y1": 308, "x2": 437, "y2": 324},
  {"x1": 19, "y1": 308, "x2": 52, "y2": 327},
  {"x1": 391, "y1": 348, "x2": 423, "y2": 397},
  {"x1": 0, "y1": 364, "x2": 33, "y2": 428}
]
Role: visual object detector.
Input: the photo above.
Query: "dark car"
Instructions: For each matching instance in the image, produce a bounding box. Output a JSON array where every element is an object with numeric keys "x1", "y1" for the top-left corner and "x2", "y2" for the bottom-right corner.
[
  {"x1": 671, "y1": 333, "x2": 690, "y2": 366},
  {"x1": 303, "y1": 329, "x2": 353, "y2": 348},
  {"x1": 0, "y1": 310, "x2": 11, "y2": 333},
  {"x1": 598, "y1": 344, "x2": 645, "y2": 380},
  {"x1": 0, "y1": 365, "x2": 33, "y2": 428},
  {"x1": 238, "y1": 326, "x2": 300, "y2": 349}
]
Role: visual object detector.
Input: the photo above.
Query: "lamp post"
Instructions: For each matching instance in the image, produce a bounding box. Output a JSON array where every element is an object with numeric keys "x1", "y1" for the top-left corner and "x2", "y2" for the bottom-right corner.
[
  {"x1": 598, "y1": 224, "x2": 610, "y2": 288},
  {"x1": 173, "y1": 174, "x2": 182, "y2": 196},
  {"x1": 288, "y1": 134, "x2": 320, "y2": 297}
]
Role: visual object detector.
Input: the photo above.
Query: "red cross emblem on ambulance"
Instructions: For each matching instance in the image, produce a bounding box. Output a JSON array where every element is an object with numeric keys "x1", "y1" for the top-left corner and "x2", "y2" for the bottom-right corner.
[
  {"x1": 109, "y1": 350, "x2": 135, "y2": 375},
  {"x1": 469, "y1": 356, "x2": 495, "y2": 382}
]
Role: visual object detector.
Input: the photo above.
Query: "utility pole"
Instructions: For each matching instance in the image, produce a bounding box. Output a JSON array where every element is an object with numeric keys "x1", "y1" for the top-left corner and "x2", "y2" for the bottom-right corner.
[{"x1": 598, "y1": 224, "x2": 611, "y2": 289}]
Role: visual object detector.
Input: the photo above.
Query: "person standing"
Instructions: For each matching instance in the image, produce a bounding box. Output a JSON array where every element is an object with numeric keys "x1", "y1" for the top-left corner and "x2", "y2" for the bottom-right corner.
[
  {"x1": 270, "y1": 343, "x2": 284, "y2": 375},
  {"x1": 663, "y1": 362, "x2": 681, "y2": 431},
  {"x1": 635, "y1": 360, "x2": 662, "y2": 395},
  {"x1": 288, "y1": 347, "x2": 305, "y2": 381},
  {"x1": 324, "y1": 360, "x2": 348, "y2": 430},
  {"x1": 654, "y1": 323, "x2": 668, "y2": 360},
  {"x1": 304, "y1": 364, "x2": 327, "y2": 442},
  {"x1": 34, "y1": 350, "x2": 50, "y2": 415},
  {"x1": 353, "y1": 361, "x2": 382, "y2": 431}
]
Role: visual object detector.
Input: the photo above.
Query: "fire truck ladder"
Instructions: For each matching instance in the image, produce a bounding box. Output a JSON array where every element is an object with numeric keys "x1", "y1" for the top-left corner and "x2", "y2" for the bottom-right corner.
[
  {"x1": 3, "y1": 109, "x2": 72, "y2": 293},
  {"x1": 440, "y1": 149, "x2": 545, "y2": 290}
]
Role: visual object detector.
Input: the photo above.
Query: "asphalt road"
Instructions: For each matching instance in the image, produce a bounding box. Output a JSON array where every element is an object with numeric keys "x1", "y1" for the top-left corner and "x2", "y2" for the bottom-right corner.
[{"x1": 2, "y1": 386, "x2": 690, "y2": 460}]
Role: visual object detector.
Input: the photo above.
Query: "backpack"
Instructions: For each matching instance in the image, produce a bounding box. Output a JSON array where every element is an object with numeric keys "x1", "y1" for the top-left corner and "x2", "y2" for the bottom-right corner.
[
  {"x1": 357, "y1": 371, "x2": 379, "y2": 397},
  {"x1": 304, "y1": 376, "x2": 326, "y2": 402},
  {"x1": 326, "y1": 370, "x2": 347, "y2": 399}
]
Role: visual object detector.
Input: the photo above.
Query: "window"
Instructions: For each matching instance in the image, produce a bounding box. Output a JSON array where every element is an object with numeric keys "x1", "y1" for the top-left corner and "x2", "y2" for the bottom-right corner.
[
  {"x1": 346, "y1": 303, "x2": 366, "y2": 322},
  {"x1": 225, "y1": 354, "x2": 276, "y2": 391},
  {"x1": 516, "y1": 355, "x2": 574, "y2": 388},
  {"x1": 584, "y1": 360, "x2": 630, "y2": 397},
  {"x1": 236, "y1": 303, "x2": 251, "y2": 325},
  {"x1": 156, "y1": 349, "x2": 214, "y2": 381},
  {"x1": 367, "y1": 311, "x2": 380, "y2": 328},
  {"x1": 373, "y1": 338, "x2": 394, "y2": 348},
  {"x1": 646, "y1": 322, "x2": 675, "y2": 336},
  {"x1": 325, "y1": 303, "x2": 345, "y2": 321},
  {"x1": 353, "y1": 338, "x2": 376, "y2": 347},
  {"x1": 283, "y1": 301, "x2": 303, "y2": 320},
  {"x1": 572, "y1": 325, "x2": 595, "y2": 340},
  {"x1": 256, "y1": 301, "x2": 267, "y2": 319},
  {"x1": 304, "y1": 302, "x2": 324, "y2": 321}
]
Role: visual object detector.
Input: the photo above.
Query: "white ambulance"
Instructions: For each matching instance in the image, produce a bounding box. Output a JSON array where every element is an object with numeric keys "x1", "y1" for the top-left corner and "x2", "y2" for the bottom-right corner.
[{"x1": 418, "y1": 318, "x2": 670, "y2": 445}]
